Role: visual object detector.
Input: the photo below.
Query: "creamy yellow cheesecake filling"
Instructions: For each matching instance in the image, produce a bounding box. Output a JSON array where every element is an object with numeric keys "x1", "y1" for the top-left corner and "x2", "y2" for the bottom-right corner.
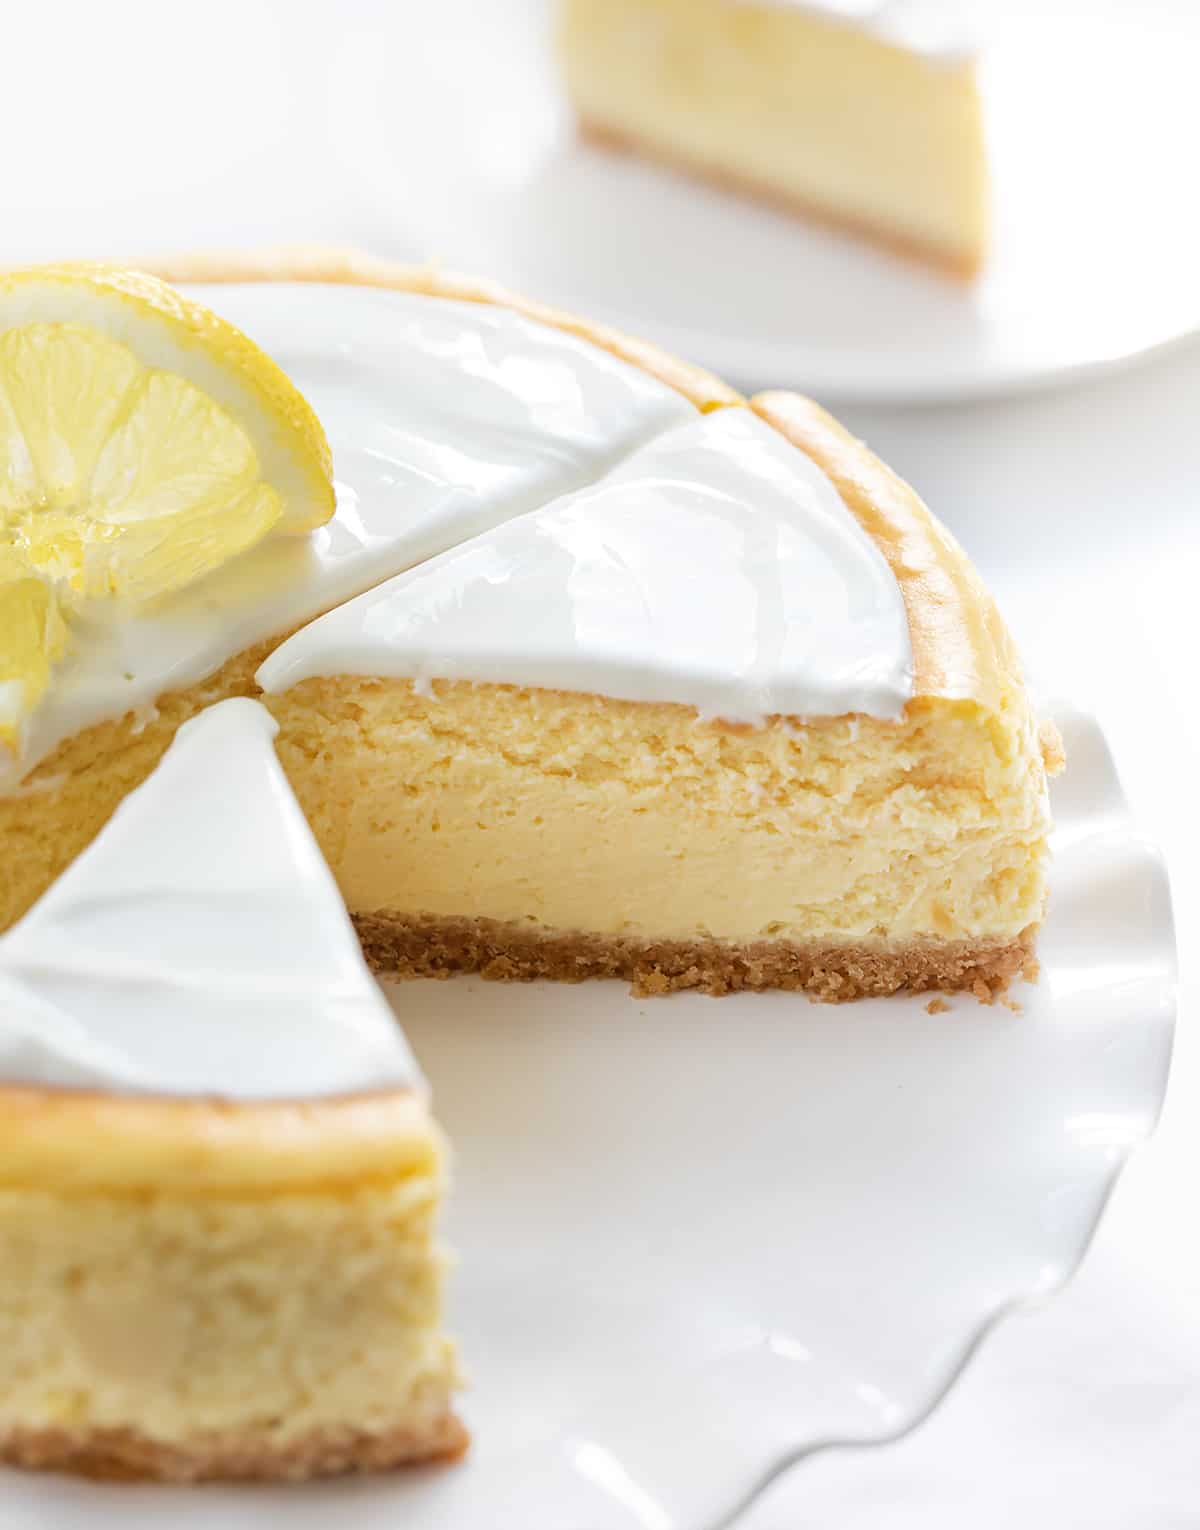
[
  {"x1": 0, "y1": 1174, "x2": 459, "y2": 1473},
  {"x1": 270, "y1": 679, "x2": 1050, "y2": 948}
]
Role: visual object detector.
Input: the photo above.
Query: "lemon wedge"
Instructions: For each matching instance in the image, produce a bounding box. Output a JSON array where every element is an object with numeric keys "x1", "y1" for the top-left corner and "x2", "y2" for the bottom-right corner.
[{"x1": 0, "y1": 263, "x2": 336, "y2": 752}]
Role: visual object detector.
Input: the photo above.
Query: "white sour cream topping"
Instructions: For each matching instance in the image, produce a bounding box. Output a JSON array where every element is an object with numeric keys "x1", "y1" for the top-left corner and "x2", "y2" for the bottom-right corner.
[
  {"x1": 0, "y1": 699, "x2": 419, "y2": 1099},
  {"x1": 258, "y1": 408, "x2": 914, "y2": 724}
]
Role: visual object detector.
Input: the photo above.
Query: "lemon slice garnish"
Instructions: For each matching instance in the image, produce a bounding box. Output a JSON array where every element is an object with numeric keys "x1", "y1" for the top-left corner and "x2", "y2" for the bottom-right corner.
[{"x1": 0, "y1": 263, "x2": 336, "y2": 752}]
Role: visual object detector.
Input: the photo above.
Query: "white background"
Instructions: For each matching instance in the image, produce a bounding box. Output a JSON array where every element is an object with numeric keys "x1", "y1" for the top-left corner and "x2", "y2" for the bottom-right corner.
[{"x1": 2, "y1": 0, "x2": 1196, "y2": 1522}]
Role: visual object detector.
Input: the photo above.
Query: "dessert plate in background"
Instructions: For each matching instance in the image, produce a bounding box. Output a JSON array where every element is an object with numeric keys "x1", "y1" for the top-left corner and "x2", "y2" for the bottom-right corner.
[
  {"x1": 3, "y1": 707, "x2": 1174, "y2": 1529},
  {"x1": 4, "y1": 0, "x2": 1195, "y2": 403},
  {"x1": 330, "y1": 0, "x2": 1200, "y2": 401}
]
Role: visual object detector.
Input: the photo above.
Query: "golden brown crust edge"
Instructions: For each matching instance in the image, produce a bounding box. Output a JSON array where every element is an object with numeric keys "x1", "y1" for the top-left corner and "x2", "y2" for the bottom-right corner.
[
  {"x1": 0, "y1": 1087, "x2": 440, "y2": 1192},
  {"x1": 751, "y1": 391, "x2": 1051, "y2": 752},
  {"x1": 131, "y1": 244, "x2": 742, "y2": 413},
  {"x1": 354, "y1": 911, "x2": 1037, "y2": 1002},
  {"x1": 0, "y1": 1412, "x2": 469, "y2": 1484}
]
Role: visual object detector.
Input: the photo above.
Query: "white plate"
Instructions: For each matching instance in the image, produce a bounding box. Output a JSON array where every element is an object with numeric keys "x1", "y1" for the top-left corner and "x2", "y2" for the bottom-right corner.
[
  {"x1": 328, "y1": 1, "x2": 1200, "y2": 401},
  {"x1": 3, "y1": 707, "x2": 1175, "y2": 1528}
]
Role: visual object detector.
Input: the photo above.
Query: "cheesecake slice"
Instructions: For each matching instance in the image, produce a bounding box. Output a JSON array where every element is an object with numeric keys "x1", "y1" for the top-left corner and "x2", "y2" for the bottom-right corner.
[
  {"x1": 560, "y1": 0, "x2": 989, "y2": 276},
  {"x1": 0, "y1": 699, "x2": 462, "y2": 1481},
  {"x1": 259, "y1": 401, "x2": 1059, "y2": 1000}
]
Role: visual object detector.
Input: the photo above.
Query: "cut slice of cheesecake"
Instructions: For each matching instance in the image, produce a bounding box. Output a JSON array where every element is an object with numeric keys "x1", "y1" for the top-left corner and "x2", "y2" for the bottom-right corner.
[
  {"x1": 259, "y1": 402, "x2": 1059, "y2": 1000},
  {"x1": 560, "y1": 0, "x2": 990, "y2": 276},
  {"x1": 0, "y1": 698, "x2": 462, "y2": 1481}
]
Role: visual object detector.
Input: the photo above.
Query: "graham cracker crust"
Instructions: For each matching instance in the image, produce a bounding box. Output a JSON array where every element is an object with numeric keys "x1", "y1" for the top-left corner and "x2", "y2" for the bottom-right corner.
[
  {"x1": 0, "y1": 1410, "x2": 468, "y2": 1484},
  {"x1": 353, "y1": 912, "x2": 1036, "y2": 1001},
  {"x1": 579, "y1": 119, "x2": 984, "y2": 280}
]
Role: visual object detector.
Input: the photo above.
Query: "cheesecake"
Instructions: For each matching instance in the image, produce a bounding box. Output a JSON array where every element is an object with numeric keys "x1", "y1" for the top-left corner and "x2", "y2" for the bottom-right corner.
[
  {"x1": 0, "y1": 250, "x2": 1057, "y2": 1004},
  {"x1": 0, "y1": 251, "x2": 730, "y2": 934},
  {"x1": 259, "y1": 397, "x2": 1058, "y2": 999},
  {"x1": 560, "y1": 0, "x2": 990, "y2": 276},
  {"x1": 0, "y1": 698, "x2": 462, "y2": 1481}
]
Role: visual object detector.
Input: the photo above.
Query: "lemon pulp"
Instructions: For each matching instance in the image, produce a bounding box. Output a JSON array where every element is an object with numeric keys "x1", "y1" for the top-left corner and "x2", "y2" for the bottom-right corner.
[{"x1": 0, "y1": 553, "x2": 68, "y2": 749}]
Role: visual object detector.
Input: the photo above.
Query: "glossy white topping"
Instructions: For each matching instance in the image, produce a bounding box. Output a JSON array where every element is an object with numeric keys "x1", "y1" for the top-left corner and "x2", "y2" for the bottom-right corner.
[
  {"x1": 5, "y1": 283, "x2": 694, "y2": 790},
  {"x1": 259, "y1": 408, "x2": 914, "y2": 724},
  {"x1": 0, "y1": 699, "x2": 419, "y2": 1099}
]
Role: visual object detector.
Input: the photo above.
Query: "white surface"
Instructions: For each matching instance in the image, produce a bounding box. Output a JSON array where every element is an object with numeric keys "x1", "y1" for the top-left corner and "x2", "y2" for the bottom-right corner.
[
  {"x1": 9, "y1": 282, "x2": 693, "y2": 785},
  {"x1": 0, "y1": 700, "x2": 419, "y2": 1098},
  {"x1": 260, "y1": 408, "x2": 914, "y2": 723},
  {"x1": 325, "y1": 0, "x2": 1200, "y2": 401},
  {"x1": 0, "y1": 708, "x2": 1173, "y2": 1526}
]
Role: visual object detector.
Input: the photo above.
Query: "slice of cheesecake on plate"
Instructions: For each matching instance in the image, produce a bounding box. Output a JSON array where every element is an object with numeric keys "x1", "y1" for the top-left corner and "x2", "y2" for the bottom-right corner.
[
  {"x1": 0, "y1": 698, "x2": 461, "y2": 1481},
  {"x1": 560, "y1": 0, "x2": 990, "y2": 276}
]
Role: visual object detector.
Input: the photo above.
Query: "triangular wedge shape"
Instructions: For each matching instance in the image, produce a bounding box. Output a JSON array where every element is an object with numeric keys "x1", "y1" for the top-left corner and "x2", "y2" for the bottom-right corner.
[
  {"x1": 0, "y1": 697, "x2": 418, "y2": 1097},
  {"x1": 0, "y1": 698, "x2": 462, "y2": 1481}
]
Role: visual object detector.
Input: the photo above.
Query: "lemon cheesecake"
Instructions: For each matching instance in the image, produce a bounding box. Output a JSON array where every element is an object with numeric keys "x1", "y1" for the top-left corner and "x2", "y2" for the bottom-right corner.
[
  {"x1": 0, "y1": 250, "x2": 1056, "y2": 1002},
  {"x1": 0, "y1": 698, "x2": 461, "y2": 1481},
  {"x1": 560, "y1": 0, "x2": 990, "y2": 276},
  {"x1": 0, "y1": 253, "x2": 728, "y2": 933},
  {"x1": 259, "y1": 397, "x2": 1058, "y2": 998}
]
